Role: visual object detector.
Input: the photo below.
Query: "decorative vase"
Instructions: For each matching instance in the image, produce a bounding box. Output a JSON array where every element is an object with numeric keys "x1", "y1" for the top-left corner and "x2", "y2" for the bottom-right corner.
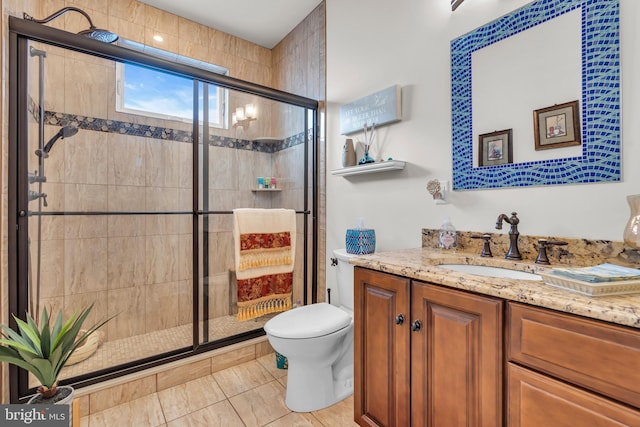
[
  {"x1": 624, "y1": 194, "x2": 640, "y2": 249},
  {"x1": 28, "y1": 385, "x2": 75, "y2": 425},
  {"x1": 342, "y1": 139, "x2": 356, "y2": 167},
  {"x1": 358, "y1": 144, "x2": 375, "y2": 165},
  {"x1": 28, "y1": 385, "x2": 74, "y2": 405}
]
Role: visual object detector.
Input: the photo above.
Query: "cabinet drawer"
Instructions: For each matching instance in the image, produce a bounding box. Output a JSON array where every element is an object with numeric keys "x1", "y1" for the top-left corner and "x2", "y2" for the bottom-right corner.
[
  {"x1": 507, "y1": 363, "x2": 640, "y2": 427},
  {"x1": 507, "y1": 302, "x2": 640, "y2": 408}
]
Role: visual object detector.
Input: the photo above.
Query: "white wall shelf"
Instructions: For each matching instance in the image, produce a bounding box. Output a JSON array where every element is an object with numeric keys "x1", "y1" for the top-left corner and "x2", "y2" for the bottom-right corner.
[
  {"x1": 331, "y1": 160, "x2": 406, "y2": 177},
  {"x1": 251, "y1": 188, "x2": 282, "y2": 192}
]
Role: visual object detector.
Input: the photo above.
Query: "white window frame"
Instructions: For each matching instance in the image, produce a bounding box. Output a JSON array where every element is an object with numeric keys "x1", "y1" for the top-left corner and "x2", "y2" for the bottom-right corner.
[{"x1": 115, "y1": 39, "x2": 229, "y2": 128}]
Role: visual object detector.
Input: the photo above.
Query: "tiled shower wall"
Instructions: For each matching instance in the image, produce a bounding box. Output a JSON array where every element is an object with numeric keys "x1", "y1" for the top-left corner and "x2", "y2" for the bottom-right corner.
[
  {"x1": 272, "y1": 3, "x2": 327, "y2": 301},
  {"x1": 2, "y1": 0, "x2": 41, "y2": 405},
  {"x1": 6, "y1": 0, "x2": 325, "y2": 338}
]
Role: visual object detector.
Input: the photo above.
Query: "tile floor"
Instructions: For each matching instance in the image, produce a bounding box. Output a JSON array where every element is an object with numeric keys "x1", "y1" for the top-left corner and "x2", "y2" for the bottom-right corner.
[
  {"x1": 58, "y1": 315, "x2": 274, "y2": 383},
  {"x1": 80, "y1": 353, "x2": 359, "y2": 426}
]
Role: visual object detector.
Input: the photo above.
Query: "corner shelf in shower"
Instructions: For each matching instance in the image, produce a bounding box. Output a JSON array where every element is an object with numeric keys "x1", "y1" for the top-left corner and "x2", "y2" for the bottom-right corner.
[
  {"x1": 253, "y1": 137, "x2": 281, "y2": 143},
  {"x1": 331, "y1": 160, "x2": 407, "y2": 177}
]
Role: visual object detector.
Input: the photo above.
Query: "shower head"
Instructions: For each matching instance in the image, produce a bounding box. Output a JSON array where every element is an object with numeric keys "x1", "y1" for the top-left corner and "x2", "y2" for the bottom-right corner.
[
  {"x1": 36, "y1": 126, "x2": 78, "y2": 158},
  {"x1": 78, "y1": 28, "x2": 119, "y2": 44},
  {"x1": 23, "y1": 7, "x2": 119, "y2": 44}
]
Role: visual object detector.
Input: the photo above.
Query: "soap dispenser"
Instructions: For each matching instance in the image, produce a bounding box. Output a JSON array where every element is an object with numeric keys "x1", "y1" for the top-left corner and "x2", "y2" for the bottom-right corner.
[{"x1": 438, "y1": 217, "x2": 457, "y2": 250}]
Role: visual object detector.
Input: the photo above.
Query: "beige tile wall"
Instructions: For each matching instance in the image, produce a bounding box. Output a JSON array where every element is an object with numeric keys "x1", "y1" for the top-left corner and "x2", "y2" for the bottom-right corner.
[
  {"x1": 272, "y1": 3, "x2": 327, "y2": 302},
  {"x1": 1, "y1": 0, "x2": 325, "y2": 402},
  {"x1": 22, "y1": 0, "x2": 325, "y2": 340},
  {"x1": 3, "y1": 0, "x2": 42, "y2": 404}
]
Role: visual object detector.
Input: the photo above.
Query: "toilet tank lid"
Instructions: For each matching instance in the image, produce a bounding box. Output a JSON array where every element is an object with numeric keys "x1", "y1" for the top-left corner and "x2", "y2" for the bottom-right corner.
[
  {"x1": 264, "y1": 303, "x2": 351, "y2": 339},
  {"x1": 333, "y1": 249, "x2": 357, "y2": 261}
]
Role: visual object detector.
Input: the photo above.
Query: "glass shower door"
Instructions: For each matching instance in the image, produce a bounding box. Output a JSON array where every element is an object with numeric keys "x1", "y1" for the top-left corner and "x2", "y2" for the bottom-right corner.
[
  {"x1": 197, "y1": 92, "x2": 313, "y2": 345},
  {"x1": 10, "y1": 19, "x2": 317, "y2": 401},
  {"x1": 24, "y1": 40, "x2": 195, "y2": 385}
]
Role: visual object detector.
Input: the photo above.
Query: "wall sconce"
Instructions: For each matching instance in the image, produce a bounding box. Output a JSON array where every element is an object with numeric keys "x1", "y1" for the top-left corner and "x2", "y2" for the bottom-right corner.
[{"x1": 232, "y1": 103, "x2": 257, "y2": 128}]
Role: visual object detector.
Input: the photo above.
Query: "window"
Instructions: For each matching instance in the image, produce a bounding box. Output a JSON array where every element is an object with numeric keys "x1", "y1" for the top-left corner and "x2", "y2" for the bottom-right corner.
[{"x1": 116, "y1": 39, "x2": 228, "y2": 127}]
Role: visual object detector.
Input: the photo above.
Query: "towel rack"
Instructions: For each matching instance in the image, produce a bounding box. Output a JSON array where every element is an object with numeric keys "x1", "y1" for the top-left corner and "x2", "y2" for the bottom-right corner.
[{"x1": 27, "y1": 210, "x2": 311, "y2": 216}]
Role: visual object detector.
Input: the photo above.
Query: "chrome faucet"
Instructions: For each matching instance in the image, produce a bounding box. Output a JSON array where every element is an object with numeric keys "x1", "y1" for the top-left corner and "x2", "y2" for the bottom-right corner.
[{"x1": 495, "y1": 212, "x2": 522, "y2": 260}]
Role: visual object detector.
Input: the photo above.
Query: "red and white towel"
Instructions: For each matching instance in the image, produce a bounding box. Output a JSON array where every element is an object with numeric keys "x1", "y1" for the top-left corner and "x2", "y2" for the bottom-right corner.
[{"x1": 233, "y1": 208, "x2": 296, "y2": 321}]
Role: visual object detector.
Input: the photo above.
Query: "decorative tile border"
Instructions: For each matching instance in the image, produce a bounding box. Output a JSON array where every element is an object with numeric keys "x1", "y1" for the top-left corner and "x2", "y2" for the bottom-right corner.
[
  {"x1": 40, "y1": 109, "x2": 309, "y2": 154},
  {"x1": 45, "y1": 111, "x2": 194, "y2": 142},
  {"x1": 451, "y1": 0, "x2": 620, "y2": 190}
]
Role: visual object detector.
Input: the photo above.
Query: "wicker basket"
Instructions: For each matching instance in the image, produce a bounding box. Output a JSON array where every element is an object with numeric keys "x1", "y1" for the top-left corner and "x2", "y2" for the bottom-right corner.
[{"x1": 66, "y1": 330, "x2": 104, "y2": 366}]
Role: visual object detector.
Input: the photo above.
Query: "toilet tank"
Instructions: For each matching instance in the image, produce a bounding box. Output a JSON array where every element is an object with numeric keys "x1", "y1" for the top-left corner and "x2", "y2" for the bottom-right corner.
[{"x1": 333, "y1": 249, "x2": 356, "y2": 311}]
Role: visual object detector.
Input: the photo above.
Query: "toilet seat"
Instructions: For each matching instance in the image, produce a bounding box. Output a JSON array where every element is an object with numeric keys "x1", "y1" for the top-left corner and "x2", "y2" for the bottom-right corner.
[{"x1": 265, "y1": 303, "x2": 351, "y2": 339}]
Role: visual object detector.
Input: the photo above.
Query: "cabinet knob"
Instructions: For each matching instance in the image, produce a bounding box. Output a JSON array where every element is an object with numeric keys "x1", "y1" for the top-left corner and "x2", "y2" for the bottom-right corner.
[
  {"x1": 395, "y1": 314, "x2": 405, "y2": 325},
  {"x1": 411, "y1": 320, "x2": 422, "y2": 332}
]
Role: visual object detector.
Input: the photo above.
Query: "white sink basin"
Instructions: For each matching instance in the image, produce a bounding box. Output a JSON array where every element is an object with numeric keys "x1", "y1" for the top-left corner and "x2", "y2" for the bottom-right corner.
[{"x1": 439, "y1": 264, "x2": 542, "y2": 281}]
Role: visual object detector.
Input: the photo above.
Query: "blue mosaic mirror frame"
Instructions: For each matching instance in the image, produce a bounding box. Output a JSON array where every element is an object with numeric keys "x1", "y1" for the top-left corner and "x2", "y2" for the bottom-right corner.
[{"x1": 451, "y1": 0, "x2": 620, "y2": 190}]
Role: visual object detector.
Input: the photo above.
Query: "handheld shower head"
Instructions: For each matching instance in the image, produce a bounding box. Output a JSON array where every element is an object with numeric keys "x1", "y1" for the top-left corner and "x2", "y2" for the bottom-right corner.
[
  {"x1": 57, "y1": 125, "x2": 79, "y2": 140},
  {"x1": 24, "y1": 7, "x2": 119, "y2": 43},
  {"x1": 36, "y1": 126, "x2": 78, "y2": 158}
]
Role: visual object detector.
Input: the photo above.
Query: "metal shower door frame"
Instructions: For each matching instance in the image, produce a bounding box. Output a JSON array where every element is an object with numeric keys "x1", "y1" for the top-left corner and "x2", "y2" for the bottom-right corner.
[{"x1": 8, "y1": 16, "x2": 319, "y2": 403}]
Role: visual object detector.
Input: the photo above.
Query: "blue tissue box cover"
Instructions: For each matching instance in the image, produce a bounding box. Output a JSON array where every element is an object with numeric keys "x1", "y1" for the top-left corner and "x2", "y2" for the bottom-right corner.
[{"x1": 346, "y1": 229, "x2": 376, "y2": 254}]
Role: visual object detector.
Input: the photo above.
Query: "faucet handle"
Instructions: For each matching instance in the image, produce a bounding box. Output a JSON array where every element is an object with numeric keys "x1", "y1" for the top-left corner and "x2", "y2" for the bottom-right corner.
[
  {"x1": 471, "y1": 234, "x2": 493, "y2": 257},
  {"x1": 535, "y1": 239, "x2": 568, "y2": 265}
]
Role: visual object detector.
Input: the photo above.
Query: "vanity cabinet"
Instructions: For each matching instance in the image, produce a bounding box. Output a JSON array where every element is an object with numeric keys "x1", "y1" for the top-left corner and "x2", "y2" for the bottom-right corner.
[
  {"x1": 354, "y1": 267, "x2": 503, "y2": 427},
  {"x1": 507, "y1": 302, "x2": 640, "y2": 426},
  {"x1": 354, "y1": 267, "x2": 410, "y2": 427}
]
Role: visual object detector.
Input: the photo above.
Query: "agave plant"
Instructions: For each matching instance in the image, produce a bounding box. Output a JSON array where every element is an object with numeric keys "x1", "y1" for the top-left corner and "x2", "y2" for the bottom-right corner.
[{"x1": 0, "y1": 304, "x2": 111, "y2": 398}]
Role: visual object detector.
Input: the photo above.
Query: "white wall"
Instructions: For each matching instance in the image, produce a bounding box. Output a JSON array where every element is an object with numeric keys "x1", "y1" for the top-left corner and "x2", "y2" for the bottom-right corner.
[{"x1": 325, "y1": 0, "x2": 640, "y2": 287}]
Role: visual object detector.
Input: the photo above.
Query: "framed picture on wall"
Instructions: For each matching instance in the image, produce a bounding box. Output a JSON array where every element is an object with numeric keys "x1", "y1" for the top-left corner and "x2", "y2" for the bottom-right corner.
[
  {"x1": 478, "y1": 129, "x2": 513, "y2": 167},
  {"x1": 533, "y1": 100, "x2": 581, "y2": 150}
]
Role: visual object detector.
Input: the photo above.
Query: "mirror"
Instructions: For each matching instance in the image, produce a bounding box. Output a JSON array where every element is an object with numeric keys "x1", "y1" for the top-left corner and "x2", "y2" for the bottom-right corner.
[{"x1": 451, "y1": 0, "x2": 620, "y2": 190}]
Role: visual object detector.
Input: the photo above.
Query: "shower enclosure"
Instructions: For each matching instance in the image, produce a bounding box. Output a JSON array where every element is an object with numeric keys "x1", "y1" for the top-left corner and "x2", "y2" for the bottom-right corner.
[{"x1": 8, "y1": 16, "x2": 318, "y2": 402}]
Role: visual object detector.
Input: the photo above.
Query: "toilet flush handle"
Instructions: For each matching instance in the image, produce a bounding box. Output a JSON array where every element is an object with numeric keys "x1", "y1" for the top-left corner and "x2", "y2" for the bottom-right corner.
[{"x1": 330, "y1": 257, "x2": 338, "y2": 266}]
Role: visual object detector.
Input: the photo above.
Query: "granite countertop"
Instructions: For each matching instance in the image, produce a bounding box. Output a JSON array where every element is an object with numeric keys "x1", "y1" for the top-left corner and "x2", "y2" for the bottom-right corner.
[{"x1": 350, "y1": 248, "x2": 640, "y2": 329}]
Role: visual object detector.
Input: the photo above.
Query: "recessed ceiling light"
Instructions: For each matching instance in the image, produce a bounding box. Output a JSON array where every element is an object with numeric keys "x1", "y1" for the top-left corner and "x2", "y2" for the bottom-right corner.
[{"x1": 153, "y1": 34, "x2": 164, "y2": 42}]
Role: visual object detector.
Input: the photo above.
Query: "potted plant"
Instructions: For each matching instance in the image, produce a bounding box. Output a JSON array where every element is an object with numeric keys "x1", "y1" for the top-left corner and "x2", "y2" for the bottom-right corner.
[{"x1": 0, "y1": 303, "x2": 112, "y2": 405}]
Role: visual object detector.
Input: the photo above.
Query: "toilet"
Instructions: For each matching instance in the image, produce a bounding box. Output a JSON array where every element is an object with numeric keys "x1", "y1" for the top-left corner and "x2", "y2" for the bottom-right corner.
[{"x1": 264, "y1": 249, "x2": 356, "y2": 412}]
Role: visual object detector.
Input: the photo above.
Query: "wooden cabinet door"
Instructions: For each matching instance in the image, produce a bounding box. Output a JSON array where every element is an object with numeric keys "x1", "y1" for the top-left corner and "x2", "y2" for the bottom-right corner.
[
  {"x1": 508, "y1": 363, "x2": 640, "y2": 427},
  {"x1": 411, "y1": 282, "x2": 503, "y2": 427},
  {"x1": 354, "y1": 267, "x2": 411, "y2": 427}
]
